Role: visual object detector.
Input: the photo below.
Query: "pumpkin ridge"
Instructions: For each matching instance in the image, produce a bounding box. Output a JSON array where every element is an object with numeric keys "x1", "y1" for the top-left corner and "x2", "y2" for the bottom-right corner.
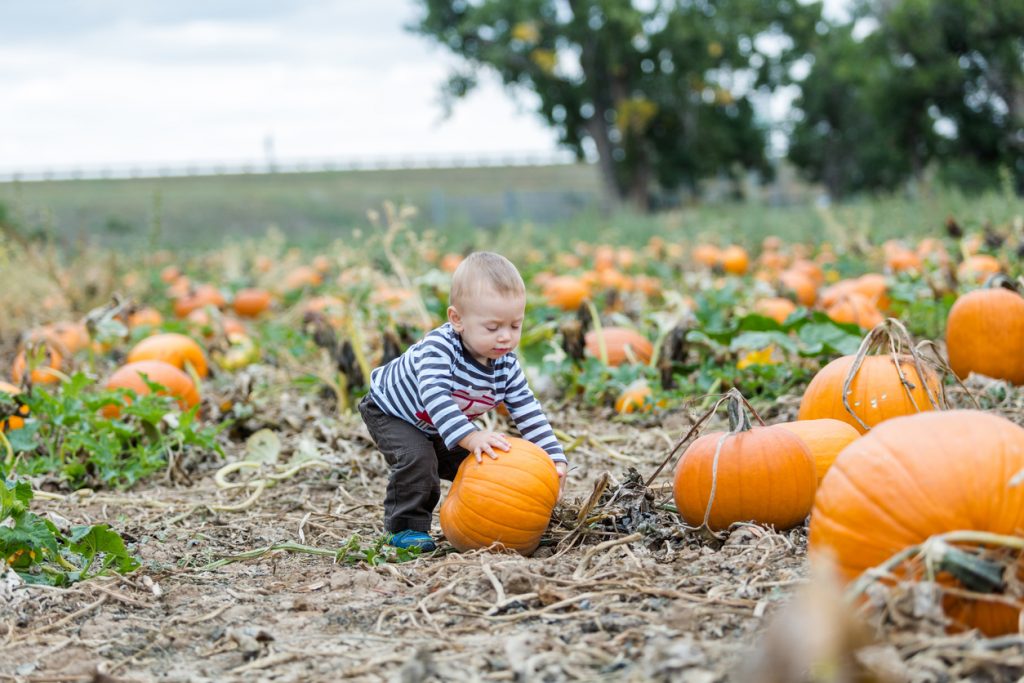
[
  {"x1": 475, "y1": 456, "x2": 559, "y2": 497},
  {"x1": 449, "y1": 500, "x2": 544, "y2": 540},
  {"x1": 455, "y1": 482, "x2": 554, "y2": 520},
  {"x1": 833, "y1": 445, "x2": 939, "y2": 546}
]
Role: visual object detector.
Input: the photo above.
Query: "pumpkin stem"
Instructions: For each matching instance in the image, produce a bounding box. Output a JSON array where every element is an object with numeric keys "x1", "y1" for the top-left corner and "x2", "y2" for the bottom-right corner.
[
  {"x1": 842, "y1": 317, "x2": 946, "y2": 431},
  {"x1": 983, "y1": 273, "x2": 1019, "y2": 293}
]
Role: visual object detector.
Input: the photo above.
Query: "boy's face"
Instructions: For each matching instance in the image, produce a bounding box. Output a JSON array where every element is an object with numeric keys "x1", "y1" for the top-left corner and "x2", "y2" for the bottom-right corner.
[{"x1": 448, "y1": 286, "x2": 526, "y2": 366}]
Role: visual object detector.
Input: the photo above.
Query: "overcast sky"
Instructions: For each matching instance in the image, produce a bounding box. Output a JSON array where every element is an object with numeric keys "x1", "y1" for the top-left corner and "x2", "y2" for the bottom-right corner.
[
  {"x1": 1, "y1": 1, "x2": 849, "y2": 172},
  {"x1": 0, "y1": 0, "x2": 563, "y2": 171}
]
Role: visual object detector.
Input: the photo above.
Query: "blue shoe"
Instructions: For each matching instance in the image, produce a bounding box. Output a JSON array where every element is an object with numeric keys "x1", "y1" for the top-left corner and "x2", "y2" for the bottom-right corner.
[{"x1": 385, "y1": 530, "x2": 436, "y2": 552}]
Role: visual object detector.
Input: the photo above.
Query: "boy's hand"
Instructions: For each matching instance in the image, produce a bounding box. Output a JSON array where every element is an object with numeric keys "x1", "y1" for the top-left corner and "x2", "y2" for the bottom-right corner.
[
  {"x1": 460, "y1": 430, "x2": 511, "y2": 463},
  {"x1": 554, "y1": 461, "x2": 568, "y2": 500}
]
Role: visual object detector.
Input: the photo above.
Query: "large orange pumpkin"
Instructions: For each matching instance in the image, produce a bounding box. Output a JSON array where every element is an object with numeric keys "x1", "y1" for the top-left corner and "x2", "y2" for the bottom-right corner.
[
  {"x1": 674, "y1": 401, "x2": 816, "y2": 531},
  {"x1": 127, "y1": 333, "x2": 208, "y2": 378},
  {"x1": 439, "y1": 437, "x2": 560, "y2": 555},
  {"x1": 798, "y1": 354, "x2": 940, "y2": 434},
  {"x1": 776, "y1": 418, "x2": 861, "y2": 484},
  {"x1": 103, "y1": 360, "x2": 200, "y2": 417},
  {"x1": 809, "y1": 410, "x2": 1024, "y2": 636},
  {"x1": 584, "y1": 327, "x2": 653, "y2": 366},
  {"x1": 946, "y1": 286, "x2": 1024, "y2": 385},
  {"x1": 0, "y1": 381, "x2": 28, "y2": 432}
]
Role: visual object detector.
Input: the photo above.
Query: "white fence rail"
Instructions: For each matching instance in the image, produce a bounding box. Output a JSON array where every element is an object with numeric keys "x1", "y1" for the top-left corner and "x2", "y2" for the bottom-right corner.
[{"x1": 0, "y1": 150, "x2": 581, "y2": 183}]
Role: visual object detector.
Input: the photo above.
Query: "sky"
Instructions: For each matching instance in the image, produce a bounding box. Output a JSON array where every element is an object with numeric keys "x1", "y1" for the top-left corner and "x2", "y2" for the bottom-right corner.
[
  {"x1": 0, "y1": 0, "x2": 562, "y2": 171},
  {"x1": 0, "y1": 1, "x2": 850, "y2": 173}
]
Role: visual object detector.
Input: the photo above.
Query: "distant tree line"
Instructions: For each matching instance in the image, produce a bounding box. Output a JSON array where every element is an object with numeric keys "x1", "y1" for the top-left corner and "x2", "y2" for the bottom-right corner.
[{"x1": 412, "y1": 0, "x2": 1024, "y2": 208}]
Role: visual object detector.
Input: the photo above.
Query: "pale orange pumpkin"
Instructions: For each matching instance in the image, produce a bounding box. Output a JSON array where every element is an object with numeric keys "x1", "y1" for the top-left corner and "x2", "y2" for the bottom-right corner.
[
  {"x1": 809, "y1": 410, "x2": 1024, "y2": 636},
  {"x1": 957, "y1": 254, "x2": 1001, "y2": 285},
  {"x1": 754, "y1": 297, "x2": 797, "y2": 324},
  {"x1": 440, "y1": 437, "x2": 560, "y2": 555},
  {"x1": 692, "y1": 244, "x2": 722, "y2": 269},
  {"x1": 798, "y1": 354, "x2": 940, "y2": 434},
  {"x1": 127, "y1": 333, "x2": 208, "y2": 378},
  {"x1": 127, "y1": 307, "x2": 164, "y2": 329},
  {"x1": 946, "y1": 286, "x2": 1024, "y2": 385},
  {"x1": 584, "y1": 327, "x2": 654, "y2": 366},
  {"x1": 776, "y1": 418, "x2": 861, "y2": 484},
  {"x1": 103, "y1": 360, "x2": 200, "y2": 417},
  {"x1": 825, "y1": 292, "x2": 884, "y2": 329},
  {"x1": 673, "y1": 396, "x2": 816, "y2": 531}
]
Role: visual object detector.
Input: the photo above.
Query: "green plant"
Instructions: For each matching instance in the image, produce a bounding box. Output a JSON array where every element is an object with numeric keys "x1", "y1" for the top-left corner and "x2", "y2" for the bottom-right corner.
[
  {"x1": 8, "y1": 373, "x2": 225, "y2": 489},
  {"x1": 1, "y1": 475, "x2": 139, "y2": 585}
]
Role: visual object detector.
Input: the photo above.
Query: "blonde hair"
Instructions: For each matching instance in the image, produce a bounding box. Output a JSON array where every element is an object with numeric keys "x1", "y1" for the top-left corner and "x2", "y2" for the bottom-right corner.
[{"x1": 449, "y1": 252, "x2": 525, "y2": 309}]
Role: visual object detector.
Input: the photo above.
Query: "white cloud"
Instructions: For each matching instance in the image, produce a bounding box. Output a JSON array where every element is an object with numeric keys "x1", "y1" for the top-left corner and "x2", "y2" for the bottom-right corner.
[{"x1": 0, "y1": 0, "x2": 559, "y2": 169}]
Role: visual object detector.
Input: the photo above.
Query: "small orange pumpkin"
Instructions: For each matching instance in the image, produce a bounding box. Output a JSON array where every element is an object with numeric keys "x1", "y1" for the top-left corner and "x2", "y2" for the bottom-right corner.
[
  {"x1": 439, "y1": 437, "x2": 560, "y2": 555},
  {"x1": 754, "y1": 297, "x2": 797, "y2": 324},
  {"x1": 127, "y1": 307, "x2": 164, "y2": 329},
  {"x1": 692, "y1": 244, "x2": 722, "y2": 269},
  {"x1": 103, "y1": 360, "x2": 200, "y2": 417},
  {"x1": 173, "y1": 284, "x2": 226, "y2": 319},
  {"x1": 615, "y1": 380, "x2": 658, "y2": 414},
  {"x1": 11, "y1": 344, "x2": 64, "y2": 385},
  {"x1": 233, "y1": 288, "x2": 273, "y2": 318},
  {"x1": 0, "y1": 381, "x2": 29, "y2": 432},
  {"x1": 127, "y1": 333, "x2": 208, "y2": 378},
  {"x1": 719, "y1": 245, "x2": 750, "y2": 275},
  {"x1": 776, "y1": 418, "x2": 861, "y2": 484},
  {"x1": 673, "y1": 393, "x2": 816, "y2": 531},
  {"x1": 946, "y1": 285, "x2": 1024, "y2": 385},
  {"x1": 542, "y1": 276, "x2": 590, "y2": 311},
  {"x1": 824, "y1": 292, "x2": 884, "y2": 329},
  {"x1": 809, "y1": 410, "x2": 1024, "y2": 636},
  {"x1": 584, "y1": 327, "x2": 654, "y2": 366},
  {"x1": 957, "y1": 254, "x2": 1001, "y2": 285}
]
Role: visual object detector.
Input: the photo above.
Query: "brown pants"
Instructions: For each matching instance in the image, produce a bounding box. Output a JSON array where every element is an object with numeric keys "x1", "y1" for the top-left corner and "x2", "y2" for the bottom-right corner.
[{"x1": 358, "y1": 394, "x2": 470, "y2": 533}]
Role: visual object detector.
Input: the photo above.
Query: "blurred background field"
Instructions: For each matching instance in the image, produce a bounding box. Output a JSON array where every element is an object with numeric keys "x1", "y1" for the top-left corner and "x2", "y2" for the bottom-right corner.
[{"x1": 2, "y1": 164, "x2": 1021, "y2": 253}]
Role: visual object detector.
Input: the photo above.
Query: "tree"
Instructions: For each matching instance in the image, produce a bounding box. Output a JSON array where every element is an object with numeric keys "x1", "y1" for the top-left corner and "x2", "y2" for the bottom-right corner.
[
  {"x1": 877, "y1": 0, "x2": 1024, "y2": 191},
  {"x1": 411, "y1": 0, "x2": 822, "y2": 210},
  {"x1": 790, "y1": 1, "x2": 1024, "y2": 197},
  {"x1": 787, "y1": 22, "x2": 935, "y2": 198}
]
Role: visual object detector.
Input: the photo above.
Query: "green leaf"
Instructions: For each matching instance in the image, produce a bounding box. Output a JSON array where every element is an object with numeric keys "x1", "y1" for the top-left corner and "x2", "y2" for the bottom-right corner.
[
  {"x1": 6, "y1": 420, "x2": 41, "y2": 453},
  {"x1": 796, "y1": 323, "x2": 863, "y2": 357},
  {"x1": 729, "y1": 331, "x2": 798, "y2": 355},
  {"x1": 68, "y1": 524, "x2": 140, "y2": 575}
]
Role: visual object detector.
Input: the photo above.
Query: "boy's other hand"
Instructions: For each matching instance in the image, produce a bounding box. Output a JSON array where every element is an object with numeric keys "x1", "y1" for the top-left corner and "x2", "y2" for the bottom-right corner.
[
  {"x1": 554, "y1": 461, "x2": 567, "y2": 500},
  {"x1": 460, "y1": 430, "x2": 511, "y2": 463}
]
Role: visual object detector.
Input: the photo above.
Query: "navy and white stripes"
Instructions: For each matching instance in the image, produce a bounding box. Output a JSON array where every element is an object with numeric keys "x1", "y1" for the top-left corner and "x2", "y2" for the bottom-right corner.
[{"x1": 369, "y1": 323, "x2": 566, "y2": 463}]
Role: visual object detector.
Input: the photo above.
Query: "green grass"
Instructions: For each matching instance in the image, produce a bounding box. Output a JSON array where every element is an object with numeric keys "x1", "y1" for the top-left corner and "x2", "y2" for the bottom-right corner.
[{"x1": 1, "y1": 163, "x2": 1021, "y2": 254}]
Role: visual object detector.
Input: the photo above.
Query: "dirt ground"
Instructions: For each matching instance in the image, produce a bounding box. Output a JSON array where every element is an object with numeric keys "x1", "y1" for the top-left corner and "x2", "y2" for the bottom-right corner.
[{"x1": 3, "y1": 370, "x2": 1024, "y2": 682}]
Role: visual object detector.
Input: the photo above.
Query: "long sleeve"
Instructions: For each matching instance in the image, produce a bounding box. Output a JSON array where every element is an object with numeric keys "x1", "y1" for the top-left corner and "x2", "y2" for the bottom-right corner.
[{"x1": 502, "y1": 355, "x2": 566, "y2": 463}]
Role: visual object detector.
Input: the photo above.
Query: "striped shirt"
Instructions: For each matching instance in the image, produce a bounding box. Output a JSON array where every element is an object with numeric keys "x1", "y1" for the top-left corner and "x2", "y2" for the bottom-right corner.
[{"x1": 368, "y1": 323, "x2": 566, "y2": 463}]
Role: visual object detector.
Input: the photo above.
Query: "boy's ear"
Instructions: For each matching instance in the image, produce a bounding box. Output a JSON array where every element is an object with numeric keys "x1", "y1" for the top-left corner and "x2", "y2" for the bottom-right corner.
[{"x1": 447, "y1": 305, "x2": 463, "y2": 331}]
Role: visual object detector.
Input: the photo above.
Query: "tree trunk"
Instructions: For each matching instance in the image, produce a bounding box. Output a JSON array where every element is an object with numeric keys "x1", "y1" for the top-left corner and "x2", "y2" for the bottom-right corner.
[{"x1": 584, "y1": 117, "x2": 625, "y2": 209}]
